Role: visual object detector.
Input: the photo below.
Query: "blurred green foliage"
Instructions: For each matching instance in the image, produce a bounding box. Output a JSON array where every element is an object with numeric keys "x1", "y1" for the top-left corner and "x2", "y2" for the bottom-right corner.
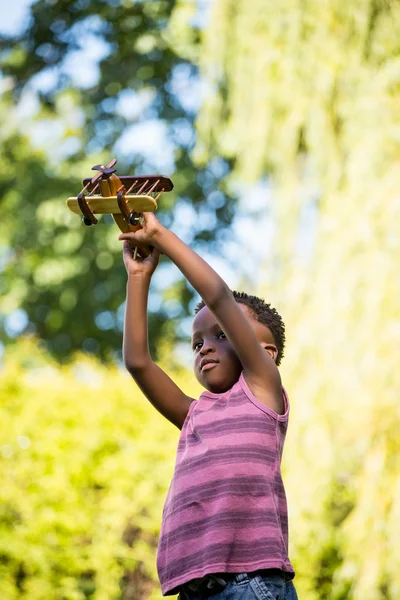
[
  {"x1": 197, "y1": 1, "x2": 400, "y2": 599},
  {"x1": 0, "y1": 339, "x2": 190, "y2": 600},
  {"x1": 0, "y1": 0, "x2": 236, "y2": 361},
  {"x1": 1, "y1": 0, "x2": 400, "y2": 598}
]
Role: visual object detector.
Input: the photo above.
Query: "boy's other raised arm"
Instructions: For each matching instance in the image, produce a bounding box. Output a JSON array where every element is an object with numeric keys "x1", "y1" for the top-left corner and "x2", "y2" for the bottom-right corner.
[{"x1": 122, "y1": 243, "x2": 195, "y2": 429}]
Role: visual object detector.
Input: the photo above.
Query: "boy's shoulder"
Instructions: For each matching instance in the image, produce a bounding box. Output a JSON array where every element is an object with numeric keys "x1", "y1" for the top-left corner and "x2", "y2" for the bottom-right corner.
[{"x1": 195, "y1": 374, "x2": 289, "y2": 421}]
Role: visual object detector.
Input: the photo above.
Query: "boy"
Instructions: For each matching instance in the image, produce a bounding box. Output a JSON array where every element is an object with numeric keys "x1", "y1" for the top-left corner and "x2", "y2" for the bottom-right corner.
[{"x1": 119, "y1": 212, "x2": 297, "y2": 600}]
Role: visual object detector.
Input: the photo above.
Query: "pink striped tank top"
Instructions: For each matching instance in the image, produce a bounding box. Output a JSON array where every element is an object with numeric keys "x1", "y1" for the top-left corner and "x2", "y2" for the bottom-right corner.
[{"x1": 157, "y1": 372, "x2": 295, "y2": 596}]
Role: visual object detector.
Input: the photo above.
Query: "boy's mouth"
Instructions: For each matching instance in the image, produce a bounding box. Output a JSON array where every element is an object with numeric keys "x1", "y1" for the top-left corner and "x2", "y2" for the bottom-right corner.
[{"x1": 200, "y1": 358, "x2": 218, "y2": 372}]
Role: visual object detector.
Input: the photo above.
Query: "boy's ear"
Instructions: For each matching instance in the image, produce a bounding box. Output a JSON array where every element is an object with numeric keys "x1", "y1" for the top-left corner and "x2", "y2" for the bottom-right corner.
[{"x1": 261, "y1": 343, "x2": 278, "y2": 363}]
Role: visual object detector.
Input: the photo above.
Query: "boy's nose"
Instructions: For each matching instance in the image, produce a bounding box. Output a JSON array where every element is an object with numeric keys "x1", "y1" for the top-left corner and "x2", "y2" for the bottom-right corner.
[{"x1": 200, "y1": 341, "x2": 215, "y2": 354}]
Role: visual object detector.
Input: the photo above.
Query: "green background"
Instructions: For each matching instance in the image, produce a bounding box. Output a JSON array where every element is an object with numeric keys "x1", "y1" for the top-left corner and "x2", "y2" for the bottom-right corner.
[{"x1": 1, "y1": 1, "x2": 400, "y2": 598}]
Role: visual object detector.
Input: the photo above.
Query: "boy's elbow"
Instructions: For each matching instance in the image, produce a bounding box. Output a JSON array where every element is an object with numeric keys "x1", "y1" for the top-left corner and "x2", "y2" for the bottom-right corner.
[
  {"x1": 207, "y1": 282, "x2": 231, "y2": 311},
  {"x1": 124, "y1": 355, "x2": 151, "y2": 374}
]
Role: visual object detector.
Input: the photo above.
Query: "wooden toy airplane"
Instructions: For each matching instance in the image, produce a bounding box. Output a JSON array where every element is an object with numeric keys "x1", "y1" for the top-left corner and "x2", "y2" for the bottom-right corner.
[{"x1": 66, "y1": 158, "x2": 174, "y2": 257}]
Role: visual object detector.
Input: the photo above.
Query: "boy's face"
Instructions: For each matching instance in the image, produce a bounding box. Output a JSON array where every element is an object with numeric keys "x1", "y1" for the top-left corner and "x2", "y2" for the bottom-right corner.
[{"x1": 191, "y1": 304, "x2": 273, "y2": 394}]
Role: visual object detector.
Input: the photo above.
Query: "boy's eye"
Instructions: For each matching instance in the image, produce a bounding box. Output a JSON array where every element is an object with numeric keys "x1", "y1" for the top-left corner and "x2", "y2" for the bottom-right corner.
[
  {"x1": 193, "y1": 341, "x2": 202, "y2": 351},
  {"x1": 217, "y1": 331, "x2": 226, "y2": 340}
]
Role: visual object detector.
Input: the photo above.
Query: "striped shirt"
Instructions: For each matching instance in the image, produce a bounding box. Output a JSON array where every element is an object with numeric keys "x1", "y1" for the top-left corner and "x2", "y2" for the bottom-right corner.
[{"x1": 157, "y1": 372, "x2": 295, "y2": 596}]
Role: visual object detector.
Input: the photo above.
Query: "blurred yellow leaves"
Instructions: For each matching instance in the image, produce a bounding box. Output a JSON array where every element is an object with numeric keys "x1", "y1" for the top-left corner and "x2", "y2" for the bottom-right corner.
[{"x1": 0, "y1": 340, "x2": 179, "y2": 600}]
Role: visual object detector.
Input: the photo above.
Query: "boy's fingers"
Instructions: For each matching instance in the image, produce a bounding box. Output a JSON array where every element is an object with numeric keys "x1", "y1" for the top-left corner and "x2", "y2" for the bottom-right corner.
[
  {"x1": 119, "y1": 232, "x2": 137, "y2": 241},
  {"x1": 122, "y1": 240, "x2": 133, "y2": 256}
]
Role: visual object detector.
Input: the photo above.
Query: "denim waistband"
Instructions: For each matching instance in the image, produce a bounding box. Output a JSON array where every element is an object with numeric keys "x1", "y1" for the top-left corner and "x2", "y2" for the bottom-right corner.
[{"x1": 180, "y1": 569, "x2": 292, "y2": 597}]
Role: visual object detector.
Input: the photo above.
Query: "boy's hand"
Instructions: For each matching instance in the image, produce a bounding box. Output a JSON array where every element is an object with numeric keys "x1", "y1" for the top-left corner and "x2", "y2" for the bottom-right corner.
[
  {"x1": 122, "y1": 242, "x2": 160, "y2": 277},
  {"x1": 118, "y1": 212, "x2": 163, "y2": 247}
]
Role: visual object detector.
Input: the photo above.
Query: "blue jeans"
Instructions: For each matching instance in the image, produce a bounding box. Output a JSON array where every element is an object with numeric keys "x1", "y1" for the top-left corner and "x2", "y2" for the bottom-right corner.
[{"x1": 178, "y1": 572, "x2": 298, "y2": 600}]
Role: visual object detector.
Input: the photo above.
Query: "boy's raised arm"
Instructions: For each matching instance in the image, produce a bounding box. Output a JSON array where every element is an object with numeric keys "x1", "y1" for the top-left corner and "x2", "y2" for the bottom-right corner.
[
  {"x1": 122, "y1": 243, "x2": 195, "y2": 429},
  {"x1": 120, "y1": 215, "x2": 283, "y2": 414}
]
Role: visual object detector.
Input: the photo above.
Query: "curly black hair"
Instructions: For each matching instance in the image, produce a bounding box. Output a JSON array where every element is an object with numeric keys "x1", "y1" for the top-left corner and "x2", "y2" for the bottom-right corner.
[{"x1": 194, "y1": 291, "x2": 286, "y2": 365}]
